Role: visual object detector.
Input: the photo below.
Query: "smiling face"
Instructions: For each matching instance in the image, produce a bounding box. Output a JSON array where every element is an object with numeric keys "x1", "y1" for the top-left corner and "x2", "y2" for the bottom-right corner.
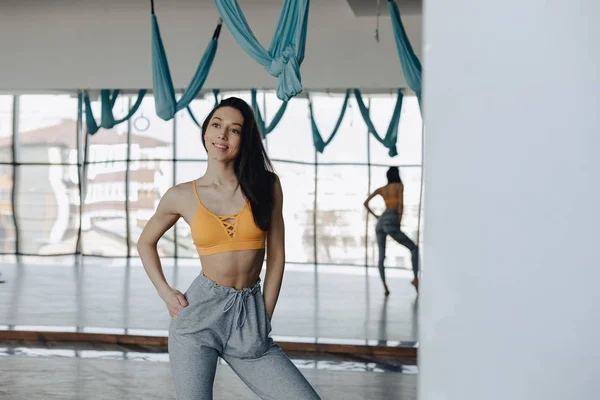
[{"x1": 202, "y1": 106, "x2": 244, "y2": 163}]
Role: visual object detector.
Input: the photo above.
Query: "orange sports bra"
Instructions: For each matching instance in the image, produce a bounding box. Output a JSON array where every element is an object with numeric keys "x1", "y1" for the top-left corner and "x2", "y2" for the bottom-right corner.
[
  {"x1": 189, "y1": 181, "x2": 266, "y2": 256},
  {"x1": 384, "y1": 197, "x2": 401, "y2": 204}
]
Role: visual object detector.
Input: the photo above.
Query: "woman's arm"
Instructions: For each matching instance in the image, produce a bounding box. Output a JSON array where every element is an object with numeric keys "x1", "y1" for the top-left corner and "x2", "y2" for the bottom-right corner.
[
  {"x1": 363, "y1": 188, "x2": 381, "y2": 219},
  {"x1": 262, "y1": 175, "x2": 285, "y2": 321},
  {"x1": 137, "y1": 186, "x2": 188, "y2": 319}
]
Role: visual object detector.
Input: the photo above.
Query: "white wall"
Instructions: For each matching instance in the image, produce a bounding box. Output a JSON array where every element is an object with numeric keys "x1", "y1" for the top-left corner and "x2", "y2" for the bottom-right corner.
[
  {"x1": 0, "y1": 0, "x2": 422, "y2": 91},
  {"x1": 421, "y1": 1, "x2": 600, "y2": 399}
]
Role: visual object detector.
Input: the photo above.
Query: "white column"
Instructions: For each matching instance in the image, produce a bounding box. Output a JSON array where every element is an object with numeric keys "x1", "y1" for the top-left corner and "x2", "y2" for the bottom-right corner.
[{"x1": 420, "y1": 1, "x2": 600, "y2": 399}]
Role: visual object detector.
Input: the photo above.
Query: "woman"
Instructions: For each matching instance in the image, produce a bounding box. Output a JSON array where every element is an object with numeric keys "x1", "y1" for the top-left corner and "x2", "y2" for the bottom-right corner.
[
  {"x1": 137, "y1": 97, "x2": 320, "y2": 400},
  {"x1": 364, "y1": 167, "x2": 419, "y2": 295}
]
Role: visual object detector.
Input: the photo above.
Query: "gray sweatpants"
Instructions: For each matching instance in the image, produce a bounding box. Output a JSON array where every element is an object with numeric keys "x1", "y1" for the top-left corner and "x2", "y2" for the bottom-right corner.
[
  {"x1": 168, "y1": 272, "x2": 321, "y2": 400},
  {"x1": 376, "y1": 209, "x2": 420, "y2": 283}
]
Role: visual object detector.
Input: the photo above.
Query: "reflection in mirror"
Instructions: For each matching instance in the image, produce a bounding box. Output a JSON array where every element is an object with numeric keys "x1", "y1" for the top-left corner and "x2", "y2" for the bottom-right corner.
[{"x1": 0, "y1": 90, "x2": 422, "y2": 349}]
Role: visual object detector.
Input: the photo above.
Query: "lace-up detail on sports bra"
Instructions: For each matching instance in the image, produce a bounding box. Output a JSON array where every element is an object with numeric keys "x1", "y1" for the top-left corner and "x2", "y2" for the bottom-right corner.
[
  {"x1": 189, "y1": 181, "x2": 266, "y2": 256},
  {"x1": 218, "y1": 212, "x2": 241, "y2": 238}
]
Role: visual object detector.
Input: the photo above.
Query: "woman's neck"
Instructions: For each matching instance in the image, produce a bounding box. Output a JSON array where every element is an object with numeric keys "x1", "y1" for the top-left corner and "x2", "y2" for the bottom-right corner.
[{"x1": 203, "y1": 159, "x2": 237, "y2": 186}]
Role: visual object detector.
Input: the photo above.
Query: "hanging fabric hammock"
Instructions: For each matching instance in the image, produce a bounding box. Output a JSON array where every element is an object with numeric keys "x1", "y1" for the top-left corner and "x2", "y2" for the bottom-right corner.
[
  {"x1": 211, "y1": 89, "x2": 221, "y2": 106},
  {"x1": 186, "y1": 89, "x2": 222, "y2": 128},
  {"x1": 214, "y1": 0, "x2": 310, "y2": 102},
  {"x1": 186, "y1": 106, "x2": 202, "y2": 128},
  {"x1": 387, "y1": 0, "x2": 422, "y2": 107},
  {"x1": 83, "y1": 89, "x2": 147, "y2": 135},
  {"x1": 309, "y1": 90, "x2": 350, "y2": 153},
  {"x1": 250, "y1": 89, "x2": 288, "y2": 138},
  {"x1": 353, "y1": 89, "x2": 403, "y2": 157},
  {"x1": 151, "y1": 0, "x2": 222, "y2": 121}
]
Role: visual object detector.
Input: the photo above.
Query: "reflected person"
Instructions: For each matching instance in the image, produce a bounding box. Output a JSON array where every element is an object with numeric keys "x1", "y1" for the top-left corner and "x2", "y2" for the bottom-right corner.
[{"x1": 364, "y1": 167, "x2": 419, "y2": 295}]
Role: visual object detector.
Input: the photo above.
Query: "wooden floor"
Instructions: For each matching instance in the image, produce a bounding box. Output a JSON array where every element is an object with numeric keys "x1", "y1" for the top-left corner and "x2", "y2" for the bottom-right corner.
[
  {"x1": 0, "y1": 256, "x2": 419, "y2": 399},
  {"x1": 0, "y1": 354, "x2": 417, "y2": 400}
]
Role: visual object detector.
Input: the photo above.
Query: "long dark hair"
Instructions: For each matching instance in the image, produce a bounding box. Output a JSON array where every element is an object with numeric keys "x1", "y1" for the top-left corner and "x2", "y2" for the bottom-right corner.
[
  {"x1": 386, "y1": 167, "x2": 403, "y2": 184},
  {"x1": 201, "y1": 97, "x2": 275, "y2": 231}
]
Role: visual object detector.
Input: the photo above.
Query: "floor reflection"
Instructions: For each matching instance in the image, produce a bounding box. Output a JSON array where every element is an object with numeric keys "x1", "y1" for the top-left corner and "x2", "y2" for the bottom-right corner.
[
  {"x1": 0, "y1": 256, "x2": 419, "y2": 346},
  {"x1": 0, "y1": 340, "x2": 418, "y2": 374}
]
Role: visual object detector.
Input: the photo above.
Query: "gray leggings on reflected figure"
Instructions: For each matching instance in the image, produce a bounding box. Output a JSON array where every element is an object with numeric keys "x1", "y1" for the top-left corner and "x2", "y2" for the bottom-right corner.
[{"x1": 375, "y1": 210, "x2": 420, "y2": 284}]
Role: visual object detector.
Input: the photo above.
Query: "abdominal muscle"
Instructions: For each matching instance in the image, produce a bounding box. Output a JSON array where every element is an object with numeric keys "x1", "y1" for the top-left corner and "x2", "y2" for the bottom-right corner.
[{"x1": 200, "y1": 248, "x2": 266, "y2": 290}]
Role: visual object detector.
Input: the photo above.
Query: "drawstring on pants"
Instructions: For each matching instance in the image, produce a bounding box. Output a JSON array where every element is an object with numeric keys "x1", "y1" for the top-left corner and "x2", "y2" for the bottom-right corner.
[{"x1": 223, "y1": 289, "x2": 251, "y2": 329}]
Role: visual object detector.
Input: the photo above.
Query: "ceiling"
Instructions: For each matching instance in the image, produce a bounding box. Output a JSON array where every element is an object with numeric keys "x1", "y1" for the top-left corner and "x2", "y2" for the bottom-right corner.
[
  {"x1": 1, "y1": 0, "x2": 422, "y2": 16},
  {"x1": 345, "y1": 0, "x2": 422, "y2": 16}
]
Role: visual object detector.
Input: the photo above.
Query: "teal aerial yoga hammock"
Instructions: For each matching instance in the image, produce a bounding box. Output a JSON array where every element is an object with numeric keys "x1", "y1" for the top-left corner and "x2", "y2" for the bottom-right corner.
[
  {"x1": 309, "y1": 90, "x2": 350, "y2": 153},
  {"x1": 211, "y1": 89, "x2": 221, "y2": 106},
  {"x1": 151, "y1": 0, "x2": 222, "y2": 121},
  {"x1": 250, "y1": 89, "x2": 288, "y2": 138},
  {"x1": 388, "y1": 0, "x2": 422, "y2": 107},
  {"x1": 186, "y1": 89, "x2": 222, "y2": 128},
  {"x1": 353, "y1": 89, "x2": 403, "y2": 157},
  {"x1": 214, "y1": 0, "x2": 310, "y2": 102},
  {"x1": 83, "y1": 89, "x2": 147, "y2": 135},
  {"x1": 186, "y1": 106, "x2": 202, "y2": 128}
]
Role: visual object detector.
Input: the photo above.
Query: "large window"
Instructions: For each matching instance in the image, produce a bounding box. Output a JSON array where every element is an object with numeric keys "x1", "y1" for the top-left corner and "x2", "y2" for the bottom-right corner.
[
  {"x1": 128, "y1": 96, "x2": 174, "y2": 257},
  {"x1": 14, "y1": 95, "x2": 80, "y2": 255},
  {"x1": 273, "y1": 161, "x2": 316, "y2": 264},
  {"x1": 0, "y1": 90, "x2": 423, "y2": 271},
  {"x1": 265, "y1": 93, "x2": 314, "y2": 163}
]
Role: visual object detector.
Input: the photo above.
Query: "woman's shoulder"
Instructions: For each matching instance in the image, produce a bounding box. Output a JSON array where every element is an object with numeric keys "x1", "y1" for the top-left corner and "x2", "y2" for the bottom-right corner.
[
  {"x1": 163, "y1": 181, "x2": 195, "y2": 202},
  {"x1": 377, "y1": 184, "x2": 391, "y2": 193},
  {"x1": 392, "y1": 182, "x2": 404, "y2": 194},
  {"x1": 378, "y1": 183, "x2": 403, "y2": 197},
  {"x1": 153, "y1": 182, "x2": 194, "y2": 215}
]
